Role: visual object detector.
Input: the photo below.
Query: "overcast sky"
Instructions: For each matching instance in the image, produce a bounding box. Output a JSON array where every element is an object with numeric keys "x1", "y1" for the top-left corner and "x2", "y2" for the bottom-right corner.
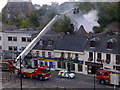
[{"x1": 0, "y1": 0, "x2": 69, "y2": 12}]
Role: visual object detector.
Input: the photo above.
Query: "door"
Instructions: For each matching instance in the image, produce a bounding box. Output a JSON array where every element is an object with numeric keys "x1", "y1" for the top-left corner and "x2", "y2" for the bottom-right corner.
[{"x1": 67, "y1": 63, "x2": 71, "y2": 72}]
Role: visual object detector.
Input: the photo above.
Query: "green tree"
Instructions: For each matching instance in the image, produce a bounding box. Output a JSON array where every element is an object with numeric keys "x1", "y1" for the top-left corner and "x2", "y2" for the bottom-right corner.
[
  {"x1": 52, "y1": 15, "x2": 71, "y2": 33},
  {"x1": 20, "y1": 18, "x2": 31, "y2": 28}
]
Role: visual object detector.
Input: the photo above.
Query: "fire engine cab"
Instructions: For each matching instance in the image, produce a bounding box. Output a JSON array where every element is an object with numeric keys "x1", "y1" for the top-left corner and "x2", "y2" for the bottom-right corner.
[
  {"x1": 96, "y1": 69, "x2": 120, "y2": 86},
  {"x1": 15, "y1": 65, "x2": 51, "y2": 80}
]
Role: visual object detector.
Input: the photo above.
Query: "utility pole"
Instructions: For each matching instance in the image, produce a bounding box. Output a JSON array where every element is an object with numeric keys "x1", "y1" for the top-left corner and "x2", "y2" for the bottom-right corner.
[{"x1": 20, "y1": 56, "x2": 22, "y2": 90}]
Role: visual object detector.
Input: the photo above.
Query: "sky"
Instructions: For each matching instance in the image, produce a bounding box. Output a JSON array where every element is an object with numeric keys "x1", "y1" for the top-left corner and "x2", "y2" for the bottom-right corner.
[{"x1": 0, "y1": 0, "x2": 69, "y2": 12}]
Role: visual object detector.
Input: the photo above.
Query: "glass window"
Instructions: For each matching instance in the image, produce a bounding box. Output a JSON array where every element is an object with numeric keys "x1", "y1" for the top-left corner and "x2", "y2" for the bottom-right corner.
[
  {"x1": 0, "y1": 36, "x2": 1, "y2": 40},
  {"x1": 39, "y1": 39, "x2": 43, "y2": 45},
  {"x1": 57, "y1": 61, "x2": 61, "y2": 68},
  {"x1": 0, "y1": 46, "x2": 2, "y2": 50},
  {"x1": 42, "y1": 51, "x2": 45, "y2": 57},
  {"x1": 75, "y1": 54, "x2": 78, "y2": 59},
  {"x1": 36, "y1": 51, "x2": 39, "y2": 56},
  {"x1": 13, "y1": 37, "x2": 17, "y2": 41},
  {"x1": 116, "y1": 55, "x2": 120, "y2": 64},
  {"x1": 27, "y1": 37, "x2": 31, "y2": 42},
  {"x1": 14, "y1": 46, "x2": 17, "y2": 51},
  {"x1": 97, "y1": 53, "x2": 101, "y2": 59},
  {"x1": 97, "y1": 72, "x2": 102, "y2": 76},
  {"x1": 106, "y1": 54, "x2": 111, "y2": 60},
  {"x1": 107, "y1": 42, "x2": 113, "y2": 49},
  {"x1": 62, "y1": 62, "x2": 66, "y2": 69},
  {"x1": 9, "y1": 46, "x2": 12, "y2": 50},
  {"x1": 22, "y1": 37, "x2": 26, "y2": 42},
  {"x1": 78, "y1": 64, "x2": 82, "y2": 72},
  {"x1": 104, "y1": 72, "x2": 108, "y2": 76},
  {"x1": 71, "y1": 63, "x2": 75, "y2": 71},
  {"x1": 48, "y1": 52, "x2": 51, "y2": 58},
  {"x1": 8, "y1": 37, "x2": 12, "y2": 41},
  {"x1": 89, "y1": 52, "x2": 93, "y2": 58},
  {"x1": 90, "y1": 41, "x2": 95, "y2": 47},
  {"x1": 48, "y1": 40, "x2": 53, "y2": 46}
]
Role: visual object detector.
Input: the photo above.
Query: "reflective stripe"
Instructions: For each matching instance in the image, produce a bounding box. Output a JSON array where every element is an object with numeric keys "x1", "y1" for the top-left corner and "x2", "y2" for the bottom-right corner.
[{"x1": 62, "y1": 73, "x2": 64, "y2": 76}]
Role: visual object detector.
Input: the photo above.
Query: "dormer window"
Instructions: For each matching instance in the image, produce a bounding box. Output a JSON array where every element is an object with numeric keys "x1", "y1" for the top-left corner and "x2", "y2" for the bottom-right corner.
[
  {"x1": 39, "y1": 39, "x2": 43, "y2": 46},
  {"x1": 107, "y1": 42, "x2": 113, "y2": 49},
  {"x1": 48, "y1": 39, "x2": 53, "y2": 46},
  {"x1": 90, "y1": 41, "x2": 95, "y2": 47}
]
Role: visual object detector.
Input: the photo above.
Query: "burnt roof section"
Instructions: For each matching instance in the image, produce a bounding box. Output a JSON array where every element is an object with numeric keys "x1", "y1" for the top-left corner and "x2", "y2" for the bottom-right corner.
[
  {"x1": 75, "y1": 25, "x2": 87, "y2": 35},
  {"x1": 55, "y1": 35, "x2": 88, "y2": 52},
  {"x1": 84, "y1": 35, "x2": 119, "y2": 54}
]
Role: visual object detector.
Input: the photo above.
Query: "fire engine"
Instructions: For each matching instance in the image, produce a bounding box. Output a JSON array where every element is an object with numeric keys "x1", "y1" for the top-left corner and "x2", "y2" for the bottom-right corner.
[
  {"x1": 0, "y1": 60, "x2": 15, "y2": 71},
  {"x1": 15, "y1": 65, "x2": 51, "y2": 80},
  {"x1": 12, "y1": 8, "x2": 79, "y2": 80},
  {"x1": 96, "y1": 69, "x2": 120, "y2": 86}
]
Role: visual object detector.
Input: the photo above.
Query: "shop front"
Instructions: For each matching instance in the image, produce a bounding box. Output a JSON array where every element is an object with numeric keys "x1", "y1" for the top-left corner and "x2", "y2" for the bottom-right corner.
[
  {"x1": 55, "y1": 58, "x2": 84, "y2": 73},
  {"x1": 85, "y1": 62, "x2": 103, "y2": 74},
  {"x1": 31, "y1": 57, "x2": 55, "y2": 70}
]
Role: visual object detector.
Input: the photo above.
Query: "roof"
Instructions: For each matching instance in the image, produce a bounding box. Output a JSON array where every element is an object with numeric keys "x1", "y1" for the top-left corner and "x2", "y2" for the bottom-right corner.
[
  {"x1": 2, "y1": 24, "x2": 19, "y2": 32},
  {"x1": 6, "y1": 1, "x2": 32, "y2": 8},
  {"x1": 55, "y1": 35, "x2": 88, "y2": 52},
  {"x1": 75, "y1": 25, "x2": 87, "y2": 35},
  {"x1": 84, "y1": 35, "x2": 119, "y2": 54},
  {"x1": 33, "y1": 34, "x2": 59, "y2": 51}
]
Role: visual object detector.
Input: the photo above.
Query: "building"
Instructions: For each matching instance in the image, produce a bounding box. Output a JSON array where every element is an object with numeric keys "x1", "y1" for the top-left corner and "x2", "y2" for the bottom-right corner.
[
  {"x1": 0, "y1": 24, "x2": 38, "y2": 60},
  {"x1": 54, "y1": 35, "x2": 88, "y2": 74},
  {"x1": 4, "y1": 0, "x2": 33, "y2": 20},
  {"x1": 31, "y1": 30, "x2": 60, "y2": 70},
  {"x1": 84, "y1": 35, "x2": 120, "y2": 74}
]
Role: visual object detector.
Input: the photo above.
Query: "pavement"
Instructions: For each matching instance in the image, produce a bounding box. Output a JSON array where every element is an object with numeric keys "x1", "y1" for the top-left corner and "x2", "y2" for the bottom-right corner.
[{"x1": 1, "y1": 71, "x2": 120, "y2": 89}]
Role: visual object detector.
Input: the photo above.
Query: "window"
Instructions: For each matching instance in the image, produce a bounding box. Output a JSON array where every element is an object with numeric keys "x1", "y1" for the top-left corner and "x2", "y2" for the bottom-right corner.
[
  {"x1": 89, "y1": 52, "x2": 93, "y2": 58},
  {"x1": 97, "y1": 53, "x2": 101, "y2": 62},
  {"x1": 13, "y1": 37, "x2": 17, "y2": 41},
  {"x1": 0, "y1": 36, "x2": 1, "y2": 40},
  {"x1": 71, "y1": 63, "x2": 75, "y2": 71},
  {"x1": 57, "y1": 61, "x2": 61, "y2": 68},
  {"x1": 62, "y1": 62, "x2": 66, "y2": 69},
  {"x1": 75, "y1": 54, "x2": 78, "y2": 60},
  {"x1": 61, "y1": 52, "x2": 64, "y2": 58},
  {"x1": 116, "y1": 55, "x2": 120, "y2": 64},
  {"x1": 14, "y1": 46, "x2": 17, "y2": 51},
  {"x1": 97, "y1": 72, "x2": 102, "y2": 76},
  {"x1": 68, "y1": 53, "x2": 71, "y2": 58},
  {"x1": 107, "y1": 42, "x2": 113, "y2": 49},
  {"x1": 0, "y1": 46, "x2": 2, "y2": 49},
  {"x1": 78, "y1": 64, "x2": 82, "y2": 72},
  {"x1": 106, "y1": 54, "x2": 111, "y2": 64},
  {"x1": 48, "y1": 40, "x2": 53, "y2": 46},
  {"x1": 36, "y1": 51, "x2": 39, "y2": 56},
  {"x1": 9, "y1": 46, "x2": 12, "y2": 50},
  {"x1": 27, "y1": 37, "x2": 31, "y2": 42},
  {"x1": 42, "y1": 51, "x2": 45, "y2": 57},
  {"x1": 22, "y1": 37, "x2": 26, "y2": 42},
  {"x1": 104, "y1": 72, "x2": 108, "y2": 76},
  {"x1": 39, "y1": 39, "x2": 43, "y2": 45},
  {"x1": 97, "y1": 53, "x2": 101, "y2": 59},
  {"x1": 8, "y1": 14, "x2": 11, "y2": 18},
  {"x1": 48, "y1": 52, "x2": 51, "y2": 58},
  {"x1": 90, "y1": 41, "x2": 95, "y2": 47},
  {"x1": 8, "y1": 37, "x2": 12, "y2": 41}
]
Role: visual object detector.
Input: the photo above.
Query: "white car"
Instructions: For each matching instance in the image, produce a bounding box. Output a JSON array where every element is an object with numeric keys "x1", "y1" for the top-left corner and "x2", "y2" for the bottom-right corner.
[{"x1": 58, "y1": 70, "x2": 75, "y2": 79}]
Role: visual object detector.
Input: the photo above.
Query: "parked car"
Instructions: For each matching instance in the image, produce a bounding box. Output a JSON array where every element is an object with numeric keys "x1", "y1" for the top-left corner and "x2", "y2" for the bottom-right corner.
[{"x1": 58, "y1": 70, "x2": 75, "y2": 79}]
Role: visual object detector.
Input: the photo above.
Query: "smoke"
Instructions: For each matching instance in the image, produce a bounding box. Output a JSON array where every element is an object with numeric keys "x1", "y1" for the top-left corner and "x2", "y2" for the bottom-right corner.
[{"x1": 57, "y1": 2, "x2": 100, "y2": 33}]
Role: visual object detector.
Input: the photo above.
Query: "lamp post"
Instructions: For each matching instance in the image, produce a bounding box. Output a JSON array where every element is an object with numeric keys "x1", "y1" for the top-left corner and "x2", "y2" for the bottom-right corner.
[{"x1": 94, "y1": 51, "x2": 95, "y2": 90}]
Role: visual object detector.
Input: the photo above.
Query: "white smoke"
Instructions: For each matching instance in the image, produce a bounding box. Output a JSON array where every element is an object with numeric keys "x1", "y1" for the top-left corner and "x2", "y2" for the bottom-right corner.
[
  {"x1": 67, "y1": 10, "x2": 100, "y2": 33},
  {"x1": 57, "y1": 3, "x2": 100, "y2": 33}
]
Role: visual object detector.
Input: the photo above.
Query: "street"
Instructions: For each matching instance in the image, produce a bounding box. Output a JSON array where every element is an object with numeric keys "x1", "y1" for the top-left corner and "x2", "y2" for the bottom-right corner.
[{"x1": 1, "y1": 71, "x2": 120, "y2": 89}]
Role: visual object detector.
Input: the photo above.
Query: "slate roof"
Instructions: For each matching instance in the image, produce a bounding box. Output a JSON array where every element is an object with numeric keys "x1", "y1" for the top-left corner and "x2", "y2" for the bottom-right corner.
[
  {"x1": 6, "y1": 2, "x2": 32, "y2": 8},
  {"x1": 2, "y1": 24, "x2": 19, "y2": 31},
  {"x1": 55, "y1": 35, "x2": 88, "y2": 52},
  {"x1": 33, "y1": 34, "x2": 60, "y2": 51},
  {"x1": 84, "y1": 35, "x2": 119, "y2": 54}
]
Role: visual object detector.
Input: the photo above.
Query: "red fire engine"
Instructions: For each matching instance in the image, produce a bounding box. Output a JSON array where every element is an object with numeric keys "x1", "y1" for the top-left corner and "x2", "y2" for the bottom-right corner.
[
  {"x1": 96, "y1": 69, "x2": 120, "y2": 86},
  {"x1": 15, "y1": 65, "x2": 51, "y2": 80}
]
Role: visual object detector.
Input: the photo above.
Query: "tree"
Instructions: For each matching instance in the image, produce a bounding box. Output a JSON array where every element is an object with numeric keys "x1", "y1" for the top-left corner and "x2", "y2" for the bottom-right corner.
[
  {"x1": 52, "y1": 15, "x2": 71, "y2": 33},
  {"x1": 20, "y1": 18, "x2": 31, "y2": 28}
]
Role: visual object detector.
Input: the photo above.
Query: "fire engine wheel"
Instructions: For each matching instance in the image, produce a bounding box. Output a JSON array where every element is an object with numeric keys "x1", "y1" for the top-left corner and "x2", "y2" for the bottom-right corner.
[
  {"x1": 23, "y1": 73, "x2": 27, "y2": 78},
  {"x1": 39, "y1": 76, "x2": 43, "y2": 81}
]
